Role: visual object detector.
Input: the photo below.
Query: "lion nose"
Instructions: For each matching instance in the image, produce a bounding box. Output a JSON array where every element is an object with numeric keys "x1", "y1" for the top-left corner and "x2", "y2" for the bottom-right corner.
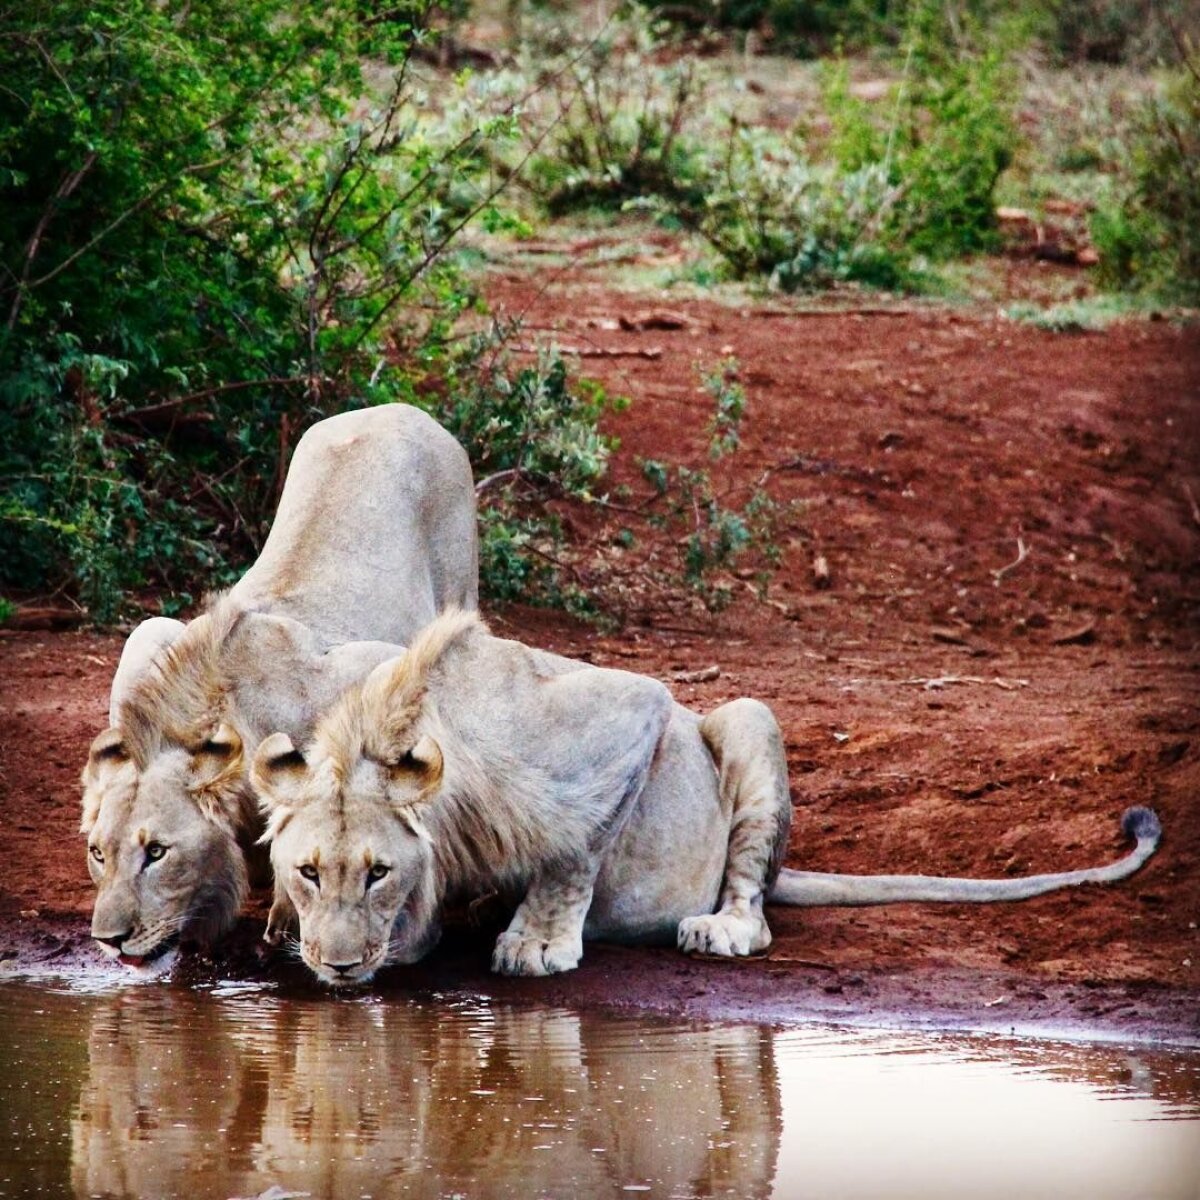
[
  {"x1": 324, "y1": 959, "x2": 363, "y2": 976},
  {"x1": 95, "y1": 931, "x2": 132, "y2": 949}
]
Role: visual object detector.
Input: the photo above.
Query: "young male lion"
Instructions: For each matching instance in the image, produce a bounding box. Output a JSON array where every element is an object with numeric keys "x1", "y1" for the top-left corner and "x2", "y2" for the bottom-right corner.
[
  {"x1": 251, "y1": 610, "x2": 1161, "y2": 986},
  {"x1": 80, "y1": 405, "x2": 478, "y2": 970}
]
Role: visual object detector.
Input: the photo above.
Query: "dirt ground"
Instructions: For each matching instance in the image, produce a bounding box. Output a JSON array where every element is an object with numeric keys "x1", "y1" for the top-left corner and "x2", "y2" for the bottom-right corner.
[{"x1": 2, "y1": 263, "x2": 1198, "y2": 1045}]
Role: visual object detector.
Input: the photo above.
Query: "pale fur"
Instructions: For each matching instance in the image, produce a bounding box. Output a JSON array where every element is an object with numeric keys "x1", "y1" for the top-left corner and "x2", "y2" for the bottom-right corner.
[
  {"x1": 81, "y1": 405, "x2": 479, "y2": 964},
  {"x1": 255, "y1": 610, "x2": 1163, "y2": 984}
]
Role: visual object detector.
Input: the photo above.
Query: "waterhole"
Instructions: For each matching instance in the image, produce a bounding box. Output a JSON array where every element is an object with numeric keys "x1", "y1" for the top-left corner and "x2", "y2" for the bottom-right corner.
[{"x1": 0, "y1": 981, "x2": 1196, "y2": 1199}]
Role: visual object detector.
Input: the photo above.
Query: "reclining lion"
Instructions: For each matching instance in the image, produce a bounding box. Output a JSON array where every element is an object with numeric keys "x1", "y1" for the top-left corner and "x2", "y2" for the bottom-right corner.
[
  {"x1": 251, "y1": 610, "x2": 1161, "y2": 986},
  {"x1": 80, "y1": 405, "x2": 478, "y2": 969}
]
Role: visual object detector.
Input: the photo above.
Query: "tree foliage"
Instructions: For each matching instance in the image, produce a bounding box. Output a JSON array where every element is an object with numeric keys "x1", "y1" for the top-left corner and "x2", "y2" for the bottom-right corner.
[{"x1": 0, "y1": 0, "x2": 521, "y2": 618}]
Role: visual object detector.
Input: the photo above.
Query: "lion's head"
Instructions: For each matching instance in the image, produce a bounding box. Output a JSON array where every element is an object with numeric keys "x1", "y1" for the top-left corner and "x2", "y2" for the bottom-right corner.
[
  {"x1": 251, "y1": 613, "x2": 483, "y2": 987},
  {"x1": 80, "y1": 606, "x2": 255, "y2": 967},
  {"x1": 251, "y1": 727, "x2": 444, "y2": 988},
  {"x1": 80, "y1": 721, "x2": 252, "y2": 968}
]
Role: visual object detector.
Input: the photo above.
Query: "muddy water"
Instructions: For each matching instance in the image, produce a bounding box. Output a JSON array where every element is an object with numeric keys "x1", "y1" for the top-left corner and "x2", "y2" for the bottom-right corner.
[{"x1": 0, "y1": 982, "x2": 1196, "y2": 1200}]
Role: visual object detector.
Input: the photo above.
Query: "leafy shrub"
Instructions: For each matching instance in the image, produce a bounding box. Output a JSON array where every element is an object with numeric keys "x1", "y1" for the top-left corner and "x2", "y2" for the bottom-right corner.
[
  {"x1": 627, "y1": 360, "x2": 786, "y2": 614},
  {"x1": 0, "y1": 0, "x2": 524, "y2": 618},
  {"x1": 514, "y1": 12, "x2": 709, "y2": 214},
  {"x1": 822, "y1": 2, "x2": 1021, "y2": 258},
  {"x1": 432, "y1": 334, "x2": 624, "y2": 612},
  {"x1": 1091, "y1": 56, "x2": 1200, "y2": 300},
  {"x1": 667, "y1": 126, "x2": 914, "y2": 291},
  {"x1": 428, "y1": 342, "x2": 786, "y2": 619},
  {"x1": 532, "y1": 1, "x2": 1019, "y2": 289}
]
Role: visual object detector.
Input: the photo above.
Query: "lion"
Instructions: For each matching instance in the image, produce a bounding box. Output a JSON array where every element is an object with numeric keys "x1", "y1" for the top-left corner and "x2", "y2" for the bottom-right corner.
[
  {"x1": 251, "y1": 610, "x2": 1162, "y2": 986},
  {"x1": 80, "y1": 405, "x2": 478, "y2": 970}
]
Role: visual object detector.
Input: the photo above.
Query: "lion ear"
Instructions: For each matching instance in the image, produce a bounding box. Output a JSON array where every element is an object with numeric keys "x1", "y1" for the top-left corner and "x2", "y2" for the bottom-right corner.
[
  {"x1": 80, "y1": 727, "x2": 132, "y2": 833},
  {"x1": 201, "y1": 721, "x2": 241, "y2": 757},
  {"x1": 409, "y1": 734, "x2": 442, "y2": 776},
  {"x1": 86, "y1": 726, "x2": 129, "y2": 770},
  {"x1": 250, "y1": 732, "x2": 310, "y2": 818},
  {"x1": 386, "y1": 733, "x2": 444, "y2": 810},
  {"x1": 192, "y1": 720, "x2": 244, "y2": 787}
]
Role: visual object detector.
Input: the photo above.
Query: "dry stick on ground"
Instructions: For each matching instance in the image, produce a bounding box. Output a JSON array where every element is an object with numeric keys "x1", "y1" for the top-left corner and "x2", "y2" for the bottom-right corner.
[
  {"x1": 1181, "y1": 481, "x2": 1200, "y2": 529},
  {"x1": 512, "y1": 342, "x2": 663, "y2": 360},
  {"x1": 749, "y1": 306, "x2": 925, "y2": 319},
  {"x1": 991, "y1": 536, "x2": 1029, "y2": 585},
  {"x1": 905, "y1": 675, "x2": 1030, "y2": 691}
]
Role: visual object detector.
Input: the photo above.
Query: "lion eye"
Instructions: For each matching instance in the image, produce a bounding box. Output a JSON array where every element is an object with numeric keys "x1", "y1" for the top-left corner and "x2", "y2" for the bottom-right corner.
[
  {"x1": 366, "y1": 863, "x2": 390, "y2": 886},
  {"x1": 299, "y1": 864, "x2": 320, "y2": 885},
  {"x1": 145, "y1": 842, "x2": 167, "y2": 863},
  {"x1": 89, "y1": 845, "x2": 104, "y2": 864}
]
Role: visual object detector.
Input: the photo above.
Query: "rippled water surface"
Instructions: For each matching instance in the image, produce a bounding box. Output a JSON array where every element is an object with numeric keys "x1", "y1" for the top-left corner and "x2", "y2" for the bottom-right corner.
[{"x1": 0, "y1": 981, "x2": 1197, "y2": 1199}]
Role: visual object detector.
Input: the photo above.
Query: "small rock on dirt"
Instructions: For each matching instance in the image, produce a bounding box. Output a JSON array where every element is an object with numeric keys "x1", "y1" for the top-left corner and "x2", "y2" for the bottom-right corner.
[
  {"x1": 618, "y1": 309, "x2": 691, "y2": 332},
  {"x1": 672, "y1": 665, "x2": 721, "y2": 684},
  {"x1": 1051, "y1": 620, "x2": 1097, "y2": 646}
]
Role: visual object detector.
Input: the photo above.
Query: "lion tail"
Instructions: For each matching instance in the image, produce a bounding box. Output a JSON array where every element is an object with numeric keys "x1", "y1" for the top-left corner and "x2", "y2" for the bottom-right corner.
[{"x1": 766, "y1": 806, "x2": 1161, "y2": 907}]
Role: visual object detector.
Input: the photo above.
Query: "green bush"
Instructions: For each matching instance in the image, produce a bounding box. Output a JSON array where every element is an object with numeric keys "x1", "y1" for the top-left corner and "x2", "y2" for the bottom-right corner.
[
  {"x1": 533, "y1": 1, "x2": 1020, "y2": 289},
  {"x1": 649, "y1": 0, "x2": 1196, "y2": 64},
  {"x1": 516, "y1": 13, "x2": 709, "y2": 214},
  {"x1": 1091, "y1": 58, "x2": 1200, "y2": 300},
  {"x1": 0, "y1": 0, "x2": 523, "y2": 619},
  {"x1": 432, "y1": 335, "x2": 624, "y2": 613},
  {"x1": 823, "y1": 2, "x2": 1020, "y2": 258},
  {"x1": 669, "y1": 126, "x2": 914, "y2": 291}
]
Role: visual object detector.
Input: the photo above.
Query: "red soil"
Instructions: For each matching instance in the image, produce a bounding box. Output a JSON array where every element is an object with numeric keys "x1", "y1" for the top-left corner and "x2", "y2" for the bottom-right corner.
[{"x1": 2, "y1": 274, "x2": 1197, "y2": 1043}]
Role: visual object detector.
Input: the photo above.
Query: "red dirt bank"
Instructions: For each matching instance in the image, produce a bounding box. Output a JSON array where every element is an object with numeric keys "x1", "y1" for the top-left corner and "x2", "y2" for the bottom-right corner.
[{"x1": 2, "y1": 288, "x2": 1198, "y2": 1044}]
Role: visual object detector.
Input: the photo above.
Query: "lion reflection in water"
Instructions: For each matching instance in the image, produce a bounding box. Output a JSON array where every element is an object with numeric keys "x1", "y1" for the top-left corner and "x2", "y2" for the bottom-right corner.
[{"x1": 70, "y1": 991, "x2": 780, "y2": 1199}]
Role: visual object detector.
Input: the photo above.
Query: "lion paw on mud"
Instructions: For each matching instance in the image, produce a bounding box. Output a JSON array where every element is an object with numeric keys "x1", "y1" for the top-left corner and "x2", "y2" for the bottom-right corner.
[
  {"x1": 491, "y1": 931, "x2": 584, "y2": 977},
  {"x1": 678, "y1": 911, "x2": 772, "y2": 957}
]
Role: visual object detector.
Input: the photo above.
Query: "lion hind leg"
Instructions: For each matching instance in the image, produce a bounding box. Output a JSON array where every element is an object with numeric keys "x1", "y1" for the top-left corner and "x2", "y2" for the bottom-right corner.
[
  {"x1": 492, "y1": 858, "x2": 597, "y2": 977},
  {"x1": 679, "y1": 699, "x2": 791, "y2": 958}
]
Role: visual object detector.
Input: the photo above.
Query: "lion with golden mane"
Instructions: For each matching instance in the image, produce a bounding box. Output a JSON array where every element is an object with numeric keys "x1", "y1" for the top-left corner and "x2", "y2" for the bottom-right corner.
[
  {"x1": 252, "y1": 610, "x2": 1161, "y2": 986},
  {"x1": 80, "y1": 406, "x2": 478, "y2": 970}
]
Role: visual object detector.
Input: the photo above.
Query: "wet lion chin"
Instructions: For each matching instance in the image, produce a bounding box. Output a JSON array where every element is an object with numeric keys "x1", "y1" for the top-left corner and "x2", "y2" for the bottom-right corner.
[
  {"x1": 96, "y1": 937, "x2": 180, "y2": 977},
  {"x1": 119, "y1": 945, "x2": 180, "y2": 977}
]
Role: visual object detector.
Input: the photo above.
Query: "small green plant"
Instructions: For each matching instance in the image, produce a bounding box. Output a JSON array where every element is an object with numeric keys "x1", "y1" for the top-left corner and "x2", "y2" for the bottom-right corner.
[
  {"x1": 429, "y1": 331, "x2": 626, "y2": 612},
  {"x1": 1091, "y1": 52, "x2": 1200, "y2": 301},
  {"x1": 629, "y1": 359, "x2": 786, "y2": 612},
  {"x1": 667, "y1": 126, "x2": 914, "y2": 291},
  {"x1": 516, "y1": 9, "x2": 709, "y2": 213},
  {"x1": 823, "y1": 1, "x2": 1022, "y2": 258}
]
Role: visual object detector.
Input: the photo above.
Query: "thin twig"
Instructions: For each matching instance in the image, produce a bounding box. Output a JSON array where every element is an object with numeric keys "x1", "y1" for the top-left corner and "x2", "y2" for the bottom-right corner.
[
  {"x1": 1181, "y1": 481, "x2": 1200, "y2": 529},
  {"x1": 5, "y1": 149, "x2": 97, "y2": 331},
  {"x1": 512, "y1": 342, "x2": 663, "y2": 360},
  {"x1": 905, "y1": 675, "x2": 1030, "y2": 691},
  {"x1": 475, "y1": 467, "x2": 529, "y2": 496},
  {"x1": 991, "y1": 536, "x2": 1029, "y2": 585},
  {"x1": 119, "y1": 377, "x2": 307, "y2": 422}
]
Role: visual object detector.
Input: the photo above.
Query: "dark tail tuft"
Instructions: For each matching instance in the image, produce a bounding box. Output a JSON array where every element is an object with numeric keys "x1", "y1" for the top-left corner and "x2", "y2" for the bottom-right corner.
[{"x1": 1121, "y1": 806, "x2": 1162, "y2": 845}]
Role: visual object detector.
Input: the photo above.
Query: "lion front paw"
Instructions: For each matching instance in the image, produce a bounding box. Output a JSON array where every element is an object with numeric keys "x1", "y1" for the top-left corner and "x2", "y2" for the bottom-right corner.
[
  {"x1": 491, "y1": 930, "x2": 583, "y2": 977},
  {"x1": 678, "y1": 911, "x2": 771, "y2": 958}
]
